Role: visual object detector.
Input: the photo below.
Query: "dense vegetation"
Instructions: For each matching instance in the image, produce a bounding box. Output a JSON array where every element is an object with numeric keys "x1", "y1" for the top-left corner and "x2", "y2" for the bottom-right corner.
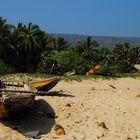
[{"x1": 0, "y1": 17, "x2": 140, "y2": 75}]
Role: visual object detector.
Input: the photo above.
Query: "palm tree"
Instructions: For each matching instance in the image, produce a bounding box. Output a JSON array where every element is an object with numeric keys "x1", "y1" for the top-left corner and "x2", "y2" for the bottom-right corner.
[
  {"x1": 0, "y1": 17, "x2": 15, "y2": 64},
  {"x1": 39, "y1": 31, "x2": 53, "y2": 52},
  {"x1": 12, "y1": 22, "x2": 42, "y2": 72},
  {"x1": 76, "y1": 36, "x2": 99, "y2": 65},
  {"x1": 51, "y1": 37, "x2": 69, "y2": 52},
  {"x1": 17, "y1": 22, "x2": 41, "y2": 48}
]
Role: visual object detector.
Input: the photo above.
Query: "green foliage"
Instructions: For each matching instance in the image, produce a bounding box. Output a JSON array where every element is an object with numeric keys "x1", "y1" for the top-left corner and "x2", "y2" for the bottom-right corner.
[
  {"x1": 0, "y1": 16, "x2": 140, "y2": 75},
  {"x1": 75, "y1": 36, "x2": 99, "y2": 66},
  {"x1": 0, "y1": 60, "x2": 14, "y2": 75},
  {"x1": 50, "y1": 37, "x2": 70, "y2": 51},
  {"x1": 38, "y1": 49, "x2": 89, "y2": 75},
  {"x1": 109, "y1": 43, "x2": 140, "y2": 72},
  {"x1": 37, "y1": 51, "x2": 55, "y2": 74},
  {"x1": 53, "y1": 49, "x2": 89, "y2": 74}
]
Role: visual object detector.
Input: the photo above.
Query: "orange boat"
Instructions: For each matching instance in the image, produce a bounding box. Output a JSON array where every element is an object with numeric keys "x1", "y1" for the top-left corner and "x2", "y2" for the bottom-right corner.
[
  {"x1": 31, "y1": 77, "x2": 60, "y2": 91},
  {"x1": 85, "y1": 65, "x2": 101, "y2": 76}
]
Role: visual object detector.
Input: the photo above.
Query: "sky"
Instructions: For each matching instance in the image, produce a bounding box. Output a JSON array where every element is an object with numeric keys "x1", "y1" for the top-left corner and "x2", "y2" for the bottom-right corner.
[{"x1": 0, "y1": 0, "x2": 140, "y2": 37}]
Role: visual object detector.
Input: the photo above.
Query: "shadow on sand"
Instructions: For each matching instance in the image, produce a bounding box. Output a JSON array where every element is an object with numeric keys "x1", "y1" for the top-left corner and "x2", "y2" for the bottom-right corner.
[
  {"x1": 0, "y1": 99, "x2": 55, "y2": 139},
  {"x1": 39, "y1": 90, "x2": 75, "y2": 97}
]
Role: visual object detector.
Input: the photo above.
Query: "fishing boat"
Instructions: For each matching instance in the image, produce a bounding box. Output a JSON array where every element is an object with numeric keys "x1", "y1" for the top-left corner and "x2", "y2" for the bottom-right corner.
[
  {"x1": 31, "y1": 77, "x2": 60, "y2": 91},
  {"x1": 85, "y1": 65, "x2": 101, "y2": 76},
  {"x1": 134, "y1": 64, "x2": 140, "y2": 71},
  {"x1": 0, "y1": 81, "x2": 36, "y2": 118},
  {"x1": 94, "y1": 66, "x2": 108, "y2": 75}
]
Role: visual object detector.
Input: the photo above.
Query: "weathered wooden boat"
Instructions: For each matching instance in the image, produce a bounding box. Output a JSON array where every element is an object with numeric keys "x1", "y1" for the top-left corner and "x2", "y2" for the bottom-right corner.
[
  {"x1": 0, "y1": 81, "x2": 36, "y2": 118},
  {"x1": 31, "y1": 77, "x2": 60, "y2": 91}
]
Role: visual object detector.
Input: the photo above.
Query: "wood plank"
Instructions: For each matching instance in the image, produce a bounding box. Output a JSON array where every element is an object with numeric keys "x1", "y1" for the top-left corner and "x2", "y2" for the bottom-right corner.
[{"x1": 0, "y1": 89, "x2": 49, "y2": 95}]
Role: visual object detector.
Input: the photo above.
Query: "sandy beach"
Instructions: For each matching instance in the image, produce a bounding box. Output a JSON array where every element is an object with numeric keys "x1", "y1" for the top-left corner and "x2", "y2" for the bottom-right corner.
[{"x1": 0, "y1": 77, "x2": 140, "y2": 140}]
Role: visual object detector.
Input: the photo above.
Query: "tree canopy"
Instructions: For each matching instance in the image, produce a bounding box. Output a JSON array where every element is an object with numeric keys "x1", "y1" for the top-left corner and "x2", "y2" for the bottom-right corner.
[{"x1": 0, "y1": 17, "x2": 140, "y2": 75}]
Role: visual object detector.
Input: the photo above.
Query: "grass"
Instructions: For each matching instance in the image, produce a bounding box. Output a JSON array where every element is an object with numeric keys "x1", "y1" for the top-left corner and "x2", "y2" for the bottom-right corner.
[{"x1": 0, "y1": 72, "x2": 140, "y2": 82}]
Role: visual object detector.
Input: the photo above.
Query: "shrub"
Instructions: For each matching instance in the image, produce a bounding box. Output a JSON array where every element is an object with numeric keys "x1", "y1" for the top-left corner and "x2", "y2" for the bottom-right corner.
[
  {"x1": 38, "y1": 49, "x2": 89, "y2": 75},
  {"x1": 0, "y1": 60, "x2": 14, "y2": 75}
]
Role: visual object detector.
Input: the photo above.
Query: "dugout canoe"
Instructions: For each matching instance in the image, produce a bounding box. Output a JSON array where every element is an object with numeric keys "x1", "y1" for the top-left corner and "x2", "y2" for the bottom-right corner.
[
  {"x1": 31, "y1": 77, "x2": 60, "y2": 91},
  {"x1": 0, "y1": 81, "x2": 36, "y2": 118},
  {"x1": 85, "y1": 65, "x2": 101, "y2": 76},
  {"x1": 94, "y1": 66, "x2": 109, "y2": 75}
]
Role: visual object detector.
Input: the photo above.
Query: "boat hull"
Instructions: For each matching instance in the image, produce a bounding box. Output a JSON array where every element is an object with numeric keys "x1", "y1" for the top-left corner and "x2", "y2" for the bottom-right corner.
[
  {"x1": 31, "y1": 77, "x2": 60, "y2": 91},
  {"x1": 0, "y1": 81, "x2": 36, "y2": 118},
  {"x1": 85, "y1": 65, "x2": 101, "y2": 76},
  {"x1": 134, "y1": 64, "x2": 140, "y2": 71}
]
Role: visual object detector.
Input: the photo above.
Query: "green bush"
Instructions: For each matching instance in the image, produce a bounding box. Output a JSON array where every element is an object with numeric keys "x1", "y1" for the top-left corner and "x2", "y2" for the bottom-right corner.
[
  {"x1": 0, "y1": 60, "x2": 14, "y2": 75},
  {"x1": 38, "y1": 49, "x2": 89, "y2": 75}
]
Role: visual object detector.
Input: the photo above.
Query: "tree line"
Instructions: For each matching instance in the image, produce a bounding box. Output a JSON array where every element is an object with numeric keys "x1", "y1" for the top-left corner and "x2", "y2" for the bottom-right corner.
[{"x1": 0, "y1": 17, "x2": 140, "y2": 75}]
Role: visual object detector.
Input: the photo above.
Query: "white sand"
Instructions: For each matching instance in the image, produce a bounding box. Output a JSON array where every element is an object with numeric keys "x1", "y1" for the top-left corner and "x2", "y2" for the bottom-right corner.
[{"x1": 0, "y1": 77, "x2": 140, "y2": 140}]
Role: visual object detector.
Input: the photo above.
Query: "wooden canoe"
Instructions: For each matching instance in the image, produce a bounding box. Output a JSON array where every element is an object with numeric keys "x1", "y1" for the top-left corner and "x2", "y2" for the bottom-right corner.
[
  {"x1": 85, "y1": 65, "x2": 101, "y2": 76},
  {"x1": 0, "y1": 81, "x2": 36, "y2": 118},
  {"x1": 31, "y1": 77, "x2": 60, "y2": 91},
  {"x1": 94, "y1": 66, "x2": 108, "y2": 75}
]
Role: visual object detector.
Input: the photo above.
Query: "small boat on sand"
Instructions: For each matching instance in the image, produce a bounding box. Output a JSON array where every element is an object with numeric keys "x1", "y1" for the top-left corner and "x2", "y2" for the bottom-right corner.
[
  {"x1": 94, "y1": 66, "x2": 108, "y2": 75},
  {"x1": 31, "y1": 77, "x2": 60, "y2": 91},
  {"x1": 85, "y1": 65, "x2": 101, "y2": 76},
  {"x1": 134, "y1": 64, "x2": 140, "y2": 71},
  {"x1": 0, "y1": 81, "x2": 36, "y2": 118}
]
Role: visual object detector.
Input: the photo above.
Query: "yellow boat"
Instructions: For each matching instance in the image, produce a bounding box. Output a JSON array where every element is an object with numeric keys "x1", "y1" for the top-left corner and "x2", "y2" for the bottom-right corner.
[{"x1": 31, "y1": 77, "x2": 60, "y2": 91}]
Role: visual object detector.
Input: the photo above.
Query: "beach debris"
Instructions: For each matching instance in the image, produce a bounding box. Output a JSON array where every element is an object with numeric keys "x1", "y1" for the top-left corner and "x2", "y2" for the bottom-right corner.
[
  {"x1": 122, "y1": 112, "x2": 126, "y2": 114},
  {"x1": 91, "y1": 87, "x2": 95, "y2": 90},
  {"x1": 98, "y1": 122, "x2": 108, "y2": 129},
  {"x1": 46, "y1": 113, "x2": 57, "y2": 118},
  {"x1": 136, "y1": 94, "x2": 140, "y2": 98},
  {"x1": 66, "y1": 113, "x2": 71, "y2": 118},
  {"x1": 97, "y1": 133, "x2": 105, "y2": 139},
  {"x1": 127, "y1": 136, "x2": 132, "y2": 140},
  {"x1": 54, "y1": 124, "x2": 65, "y2": 135},
  {"x1": 24, "y1": 131, "x2": 40, "y2": 138},
  {"x1": 66, "y1": 103, "x2": 71, "y2": 107},
  {"x1": 64, "y1": 70, "x2": 75, "y2": 76},
  {"x1": 115, "y1": 106, "x2": 120, "y2": 110},
  {"x1": 109, "y1": 84, "x2": 116, "y2": 89},
  {"x1": 75, "y1": 120, "x2": 82, "y2": 124}
]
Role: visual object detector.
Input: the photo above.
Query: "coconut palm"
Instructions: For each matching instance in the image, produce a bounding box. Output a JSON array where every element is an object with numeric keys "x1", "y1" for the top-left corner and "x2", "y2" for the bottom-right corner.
[
  {"x1": 51, "y1": 37, "x2": 69, "y2": 52},
  {"x1": 76, "y1": 36, "x2": 99, "y2": 65},
  {"x1": 0, "y1": 17, "x2": 15, "y2": 64},
  {"x1": 11, "y1": 22, "x2": 42, "y2": 72}
]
